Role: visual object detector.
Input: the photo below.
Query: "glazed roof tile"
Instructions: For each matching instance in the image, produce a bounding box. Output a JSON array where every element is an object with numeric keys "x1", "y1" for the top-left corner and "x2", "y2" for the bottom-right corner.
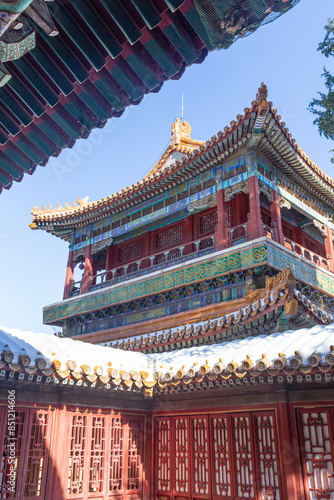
[{"x1": 30, "y1": 85, "x2": 334, "y2": 237}]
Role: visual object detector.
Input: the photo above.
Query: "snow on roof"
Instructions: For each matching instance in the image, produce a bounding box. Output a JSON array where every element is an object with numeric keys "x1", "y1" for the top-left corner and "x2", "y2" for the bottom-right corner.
[{"x1": 1, "y1": 324, "x2": 334, "y2": 379}]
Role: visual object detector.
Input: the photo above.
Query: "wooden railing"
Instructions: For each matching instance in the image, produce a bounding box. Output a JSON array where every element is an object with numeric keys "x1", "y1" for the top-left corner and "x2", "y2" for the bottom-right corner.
[
  {"x1": 68, "y1": 236, "x2": 215, "y2": 296},
  {"x1": 284, "y1": 238, "x2": 329, "y2": 270}
]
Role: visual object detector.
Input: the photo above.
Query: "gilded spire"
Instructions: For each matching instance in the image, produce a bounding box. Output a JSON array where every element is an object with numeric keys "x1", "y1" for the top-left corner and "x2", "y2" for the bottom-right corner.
[{"x1": 256, "y1": 82, "x2": 268, "y2": 102}]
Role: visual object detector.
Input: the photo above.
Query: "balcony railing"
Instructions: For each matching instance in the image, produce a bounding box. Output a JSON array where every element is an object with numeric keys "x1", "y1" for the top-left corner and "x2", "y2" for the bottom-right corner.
[
  {"x1": 284, "y1": 238, "x2": 329, "y2": 270},
  {"x1": 68, "y1": 236, "x2": 215, "y2": 297}
]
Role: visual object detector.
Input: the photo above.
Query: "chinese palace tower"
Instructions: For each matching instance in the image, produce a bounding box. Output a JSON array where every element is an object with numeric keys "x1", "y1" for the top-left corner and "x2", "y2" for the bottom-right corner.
[{"x1": 1, "y1": 84, "x2": 334, "y2": 500}]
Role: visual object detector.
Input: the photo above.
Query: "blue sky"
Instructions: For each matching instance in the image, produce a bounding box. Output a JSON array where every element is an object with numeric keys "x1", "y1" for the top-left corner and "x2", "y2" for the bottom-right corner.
[{"x1": 0, "y1": 0, "x2": 333, "y2": 334}]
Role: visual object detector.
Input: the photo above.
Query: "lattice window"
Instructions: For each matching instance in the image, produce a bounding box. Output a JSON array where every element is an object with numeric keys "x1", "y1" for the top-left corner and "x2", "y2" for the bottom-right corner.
[
  {"x1": 305, "y1": 239, "x2": 319, "y2": 255},
  {"x1": 175, "y1": 418, "x2": 189, "y2": 494},
  {"x1": 24, "y1": 411, "x2": 49, "y2": 498},
  {"x1": 0, "y1": 410, "x2": 26, "y2": 498},
  {"x1": 282, "y1": 224, "x2": 293, "y2": 240},
  {"x1": 128, "y1": 262, "x2": 138, "y2": 274},
  {"x1": 89, "y1": 416, "x2": 105, "y2": 493},
  {"x1": 199, "y1": 238, "x2": 214, "y2": 250},
  {"x1": 255, "y1": 414, "x2": 281, "y2": 499},
  {"x1": 298, "y1": 410, "x2": 334, "y2": 500},
  {"x1": 192, "y1": 417, "x2": 210, "y2": 496},
  {"x1": 261, "y1": 211, "x2": 272, "y2": 228},
  {"x1": 156, "y1": 225, "x2": 182, "y2": 251},
  {"x1": 127, "y1": 418, "x2": 143, "y2": 491},
  {"x1": 109, "y1": 416, "x2": 124, "y2": 492},
  {"x1": 199, "y1": 211, "x2": 217, "y2": 235},
  {"x1": 154, "y1": 253, "x2": 166, "y2": 265},
  {"x1": 156, "y1": 418, "x2": 171, "y2": 493},
  {"x1": 118, "y1": 241, "x2": 141, "y2": 263},
  {"x1": 212, "y1": 416, "x2": 231, "y2": 497},
  {"x1": 68, "y1": 414, "x2": 86, "y2": 495},
  {"x1": 233, "y1": 415, "x2": 255, "y2": 498}
]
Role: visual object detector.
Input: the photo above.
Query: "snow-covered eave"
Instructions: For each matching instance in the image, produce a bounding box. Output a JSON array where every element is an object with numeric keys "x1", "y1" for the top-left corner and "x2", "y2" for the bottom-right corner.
[{"x1": 1, "y1": 324, "x2": 334, "y2": 399}]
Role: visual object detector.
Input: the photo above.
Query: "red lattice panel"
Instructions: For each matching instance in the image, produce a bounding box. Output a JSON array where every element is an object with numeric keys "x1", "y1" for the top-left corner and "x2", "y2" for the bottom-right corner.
[
  {"x1": 89, "y1": 416, "x2": 105, "y2": 493},
  {"x1": 155, "y1": 225, "x2": 182, "y2": 251},
  {"x1": 110, "y1": 416, "x2": 124, "y2": 493},
  {"x1": 192, "y1": 417, "x2": 210, "y2": 496},
  {"x1": 67, "y1": 414, "x2": 87, "y2": 495},
  {"x1": 199, "y1": 211, "x2": 217, "y2": 235},
  {"x1": 254, "y1": 413, "x2": 281, "y2": 500},
  {"x1": 233, "y1": 414, "x2": 255, "y2": 499},
  {"x1": 297, "y1": 410, "x2": 334, "y2": 500},
  {"x1": 155, "y1": 418, "x2": 171, "y2": 493},
  {"x1": 0, "y1": 409, "x2": 27, "y2": 499},
  {"x1": 24, "y1": 411, "x2": 50, "y2": 498},
  {"x1": 118, "y1": 241, "x2": 141, "y2": 263},
  {"x1": 174, "y1": 417, "x2": 189, "y2": 495},
  {"x1": 126, "y1": 418, "x2": 143, "y2": 492},
  {"x1": 211, "y1": 416, "x2": 231, "y2": 498}
]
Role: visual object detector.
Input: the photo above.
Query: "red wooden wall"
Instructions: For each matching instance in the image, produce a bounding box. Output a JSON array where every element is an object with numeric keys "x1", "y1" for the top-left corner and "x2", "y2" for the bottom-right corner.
[{"x1": 1, "y1": 404, "x2": 334, "y2": 499}]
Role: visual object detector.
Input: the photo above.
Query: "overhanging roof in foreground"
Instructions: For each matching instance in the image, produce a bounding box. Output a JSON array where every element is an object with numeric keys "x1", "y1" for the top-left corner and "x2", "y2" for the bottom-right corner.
[
  {"x1": 1, "y1": 322, "x2": 334, "y2": 398},
  {"x1": 0, "y1": 0, "x2": 300, "y2": 193}
]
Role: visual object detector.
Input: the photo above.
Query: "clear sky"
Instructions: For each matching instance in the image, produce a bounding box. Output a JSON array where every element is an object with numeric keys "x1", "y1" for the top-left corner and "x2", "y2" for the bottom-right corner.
[{"x1": 0, "y1": 0, "x2": 333, "y2": 334}]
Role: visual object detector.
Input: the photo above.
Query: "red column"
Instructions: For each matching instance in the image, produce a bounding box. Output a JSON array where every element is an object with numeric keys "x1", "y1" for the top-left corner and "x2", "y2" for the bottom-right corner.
[
  {"x1": 183, "y1": 214, "x2": 193, "y2": 254},
  {"x1": 80, "y1": 243, "x2": 93, "y2": 294},
  {"x1": 235, "y1": 192, "x2": 249, "y2": 225},
  {"x1": 324, "y1": 225, "x2": 334, "y2": 272},
  {"x1": 294, "y1": 226, "x2": 305, "y2": 247},
  {"x1": 106, "y1": 244, "x2": 115, "y2": 280},
  {"x1": 270, "y1": 189, "x2": 284, "y2": 245},
  {"x1": 215, "y1": 188, "x2": 230, "y2": 250},
  {"x1": 276, "y1": 402, "x2": 303, "y2": 500},
  {"x1": 247, "y1": 175, "x2": 264, "y2": 241},
  {"x1": 63, "y1": 250, "x2": 74, "y2": 299}
]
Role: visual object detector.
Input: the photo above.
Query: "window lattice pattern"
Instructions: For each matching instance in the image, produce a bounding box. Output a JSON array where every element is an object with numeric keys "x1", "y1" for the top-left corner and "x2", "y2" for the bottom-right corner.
[
  {"x1": 282, "y1": 224, "x2": 293, "y2": 240},
  {"x1": 155, "y1": 225, "x2": 182, "y2": 251},
  {"x1": 89, "y1": 416, "x2": 105, "y2": 493},
  {"x1": 118, "y1": 241, "x2": 141, "y2": 263},
  {"x1": 68, "y1": 414, "x2": 86, "y2": 495},
  {"x1": 298, "y1": 410, "x2": 334, "y2": 500},
  {"x1": 199, "y1": 211, "x2": 217, "y2": 235},
  {"x1": 24, "y1": 411, "x2": 49, "y2": 498},
  {"x1": 155, "y1": 411, "x2": 282, "y2": 499},
  {"x1": 110, "y1": 417, "x2": 124, "y2": 492}
]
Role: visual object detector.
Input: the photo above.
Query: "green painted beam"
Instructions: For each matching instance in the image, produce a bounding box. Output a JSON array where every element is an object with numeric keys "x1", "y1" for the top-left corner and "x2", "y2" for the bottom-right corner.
[
  {"x1": 163, "y1": 22, "x2": 199, "y2": 64},
  {"x1": 70, "y1": 0, "x2": 122, "y2": 59},
  {"x1": 34, "y1": 24, "x2": 89, "y2": 83},
  {"x1": 50, "y1": 110, "x2": 85, "y2": 141},
  {"x1": 38, "y1": 120, "x2": 70, "y2": 149},
  {"x1": 26, "y1": 130, "x2": 56, "y2": 156},
  {"x1": 109, "y1": 64, "x2": 143, "y2": 101},
  {"x1": 49, "y1": 2, "x2": 106, "y2": 71},
  {"x1": 184, "y1": 7, "x2": 215, "y2": 51},
  {"x1": 125, "y1": 52, "x2": 161, "y2": 90},
  {"x1": 64, "y1": 97, "x2": 102, "y2": 126},
  {"x1": 93, "y1": 77, "x2": 126, "y2": 112},
  {"x1": 30, "y1": 47, "x2": 74, "y2": 96},
  {"x1": 0, "y1": 90, "x2": 32, "y2": 127},
  {"x1": 7, "y1": 78, "x2": 45, "y2": 117},
  {"x1": 164, "y1": 0, "x2": 184, "y2": 12},
  {"x1": 99, "y1": 0, "x2": 142, "y2": 45},
  {"x1": 0, "y1": 110, "x2": 20, "y2": 136},
  {"x1": 15, "y1": 138, "x2": 45, "y2": 164},
  {"x1": 13, "y1": 58, "x2": 59, "y2": 107},
  {"x1": 144, "y1": 37, "x2": 180, "y2": 78},
  {"x1": 129, "y1": 0, "x2": 161, "y2": 29},
  {"x1": 4, "y1": 147, "x2": 34, "y2": 172},
  {"x1": 0, "y1": 153, "x2": 22, "y2": 180}
]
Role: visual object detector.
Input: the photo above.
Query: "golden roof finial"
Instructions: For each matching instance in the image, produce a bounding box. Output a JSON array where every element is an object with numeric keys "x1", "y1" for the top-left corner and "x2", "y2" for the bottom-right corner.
[
  {"x1": 171, "y1": 118, "x2": 192, "y2": 146},
  {"x1": 256, "y1": 82, "x2": 268, "y2": 102}
]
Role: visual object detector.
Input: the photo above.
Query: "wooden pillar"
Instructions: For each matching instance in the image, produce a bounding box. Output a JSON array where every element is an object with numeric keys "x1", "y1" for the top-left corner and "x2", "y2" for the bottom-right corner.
[
  {"x1": 324, "y1": 225, "x2": 334, "y2": 272},
  {"x1": 235, "y1": 192, "x2": 249, "y2": 225},
  {"x1": 215, "y1": 188, "x2": 230, "y2": 250},
  {"x1": 63, "y1": 249, "x2": 74, "y2": 299},
  {"x1": 143, "y1": 412, "x2": 153, "y2": 500},
  {"x1": 183, "y1": 214, "x2": 193, "y2": 254},
  {"x1": 276, "y1": 402, "x2": 303, "y2": 500},
  {"x1": 270, "y1": 189, "x2": 284, "y2": 245},
  {"x1": 80, "y1": 243, "x2": 93, "y2": 294},
  {"x1": 247, "y1": 175, "x2": 264, "y2": 240},
  {"x1": 106, "y1": 244, "x2": 114, "y2": 280},
  {"x1": 294, "y1": 226, "x2": 305, "y2": 247}
]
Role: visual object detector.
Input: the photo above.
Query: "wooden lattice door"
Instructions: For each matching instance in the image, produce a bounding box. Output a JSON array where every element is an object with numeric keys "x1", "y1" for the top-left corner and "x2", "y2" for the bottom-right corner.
[
  {"x1": 154, "y1": 411, "x2": 282, "y2": 500},
  {"x1": 297, "y1": 408, "x2": 334, "y2": 500}
]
